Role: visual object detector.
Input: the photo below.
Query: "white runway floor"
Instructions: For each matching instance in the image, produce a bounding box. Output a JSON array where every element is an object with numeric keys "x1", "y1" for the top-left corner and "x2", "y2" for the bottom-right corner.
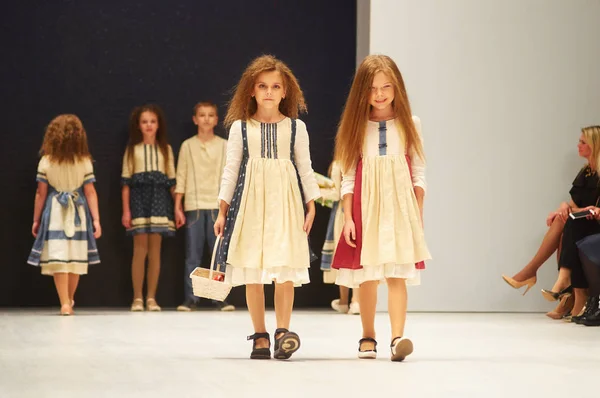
[{"x1": 0, "y1": 309, "x2": 598, "y2": 398}]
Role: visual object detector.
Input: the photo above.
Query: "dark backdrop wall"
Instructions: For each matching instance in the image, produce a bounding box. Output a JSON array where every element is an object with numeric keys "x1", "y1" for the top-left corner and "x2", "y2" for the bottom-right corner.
[{"x1": 0, "y1": 0, "x2": 356, "y2": 308}]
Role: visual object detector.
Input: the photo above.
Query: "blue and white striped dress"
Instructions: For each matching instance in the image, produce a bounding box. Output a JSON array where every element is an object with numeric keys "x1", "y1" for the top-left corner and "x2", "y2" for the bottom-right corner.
[{"x1": 28, "y1": 156, "x2": 100, "y2": 275}]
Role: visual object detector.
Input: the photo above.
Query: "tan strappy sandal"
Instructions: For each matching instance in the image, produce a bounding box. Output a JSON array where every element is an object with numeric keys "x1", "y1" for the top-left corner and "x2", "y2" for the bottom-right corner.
[
  {"x1": 130, "y1": 298, "x2": 144, "y2": 312},
  {"x1": 60, "y1": 304, "x2": 74, "y2": 316},
  {"x1": 146, "y1": 298, "x2": 161, "y2": 312}
]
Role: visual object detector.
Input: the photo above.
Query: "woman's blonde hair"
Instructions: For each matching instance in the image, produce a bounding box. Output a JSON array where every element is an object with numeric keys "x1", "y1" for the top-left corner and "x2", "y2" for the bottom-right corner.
[
  {"x1": 224, "y1": 55, "x2": 306, "y2": 128},
  {"x1": 334, "y1": 55, "x2": 424, "y2": 172},
  {"x1": 40, "y1": 114, "x2": 91, "y2": 163},
  {"x1": 582, "y1": 125, "x2": 600, "y2": 171}
]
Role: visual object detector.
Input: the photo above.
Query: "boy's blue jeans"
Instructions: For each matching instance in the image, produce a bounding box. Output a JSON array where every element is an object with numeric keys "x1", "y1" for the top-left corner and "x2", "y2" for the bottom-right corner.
[{"x1": 183, "y1": 209, "x2": 221, "y2": 304}]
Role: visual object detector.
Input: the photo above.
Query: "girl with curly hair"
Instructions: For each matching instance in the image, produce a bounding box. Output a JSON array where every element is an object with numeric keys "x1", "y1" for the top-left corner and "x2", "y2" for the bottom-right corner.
[
  {"x1": 28, "y1": 114, "x2": 102, "y2": 316},
  {"x1": 214, "y1": 55, "x2": 320, "y2": 360}
]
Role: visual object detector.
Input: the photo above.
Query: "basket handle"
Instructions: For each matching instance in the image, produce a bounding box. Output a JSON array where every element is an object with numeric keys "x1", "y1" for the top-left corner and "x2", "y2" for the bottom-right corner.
[{"x1": 208, "y1": 235, "x2": 222, "y2": 279}]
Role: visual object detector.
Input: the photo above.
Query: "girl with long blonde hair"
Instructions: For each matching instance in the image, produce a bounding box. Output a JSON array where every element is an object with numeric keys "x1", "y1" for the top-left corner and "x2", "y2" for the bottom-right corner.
[{"x1": 332, "y1": 55, "x2": 431, "y2": 361}]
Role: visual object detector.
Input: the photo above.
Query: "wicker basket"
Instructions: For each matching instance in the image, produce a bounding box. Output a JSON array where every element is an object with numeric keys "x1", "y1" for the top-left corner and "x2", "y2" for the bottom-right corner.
[{"x1": 190, "y1": 236, "x2": 232, "y2": 301}]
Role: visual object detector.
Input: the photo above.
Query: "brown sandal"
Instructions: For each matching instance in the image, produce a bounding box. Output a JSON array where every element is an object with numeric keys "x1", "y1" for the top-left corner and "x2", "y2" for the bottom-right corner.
[
  {"x1": 248, "y1": 332, "x2": 271, "y2": 360},
  {"x1": 390, "y1": 337, "x2": 413, "y2": 362},
  {"x1": 273, "y1": 328, "x2": 300, "y2": 360}
]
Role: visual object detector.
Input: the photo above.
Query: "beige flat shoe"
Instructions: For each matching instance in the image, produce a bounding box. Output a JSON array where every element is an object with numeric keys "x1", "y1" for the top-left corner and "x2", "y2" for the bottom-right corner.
[
  {"x1": 146, "y1": 298, "x2": 161, "y2": 312},
  {"x1": 60, "y1": 304, "x2": 74, "y2": 316},
  {"x1": 331, "y1": 299, "x2": 349, "y2": 313},
  {"x1": 131, "y1": 298, "x2": 144, "y2": 312},
  {"x1": 348, "y1": 301, "x2": 360, "y2": 315}
]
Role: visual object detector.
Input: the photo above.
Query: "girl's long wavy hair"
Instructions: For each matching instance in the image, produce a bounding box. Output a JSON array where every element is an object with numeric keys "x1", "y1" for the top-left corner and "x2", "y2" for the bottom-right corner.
[
  {"x1": 40, "y1": 114, "x2": 91, "y2": 163},
  {"x1": 125, "y1": 104, "x2": 169, "y2": 170},
  {"x1": 334, "y1": 55, "x2": 424, "y2": 172},
  {"x1": 224, "y1": 55, "x2": 307, "y2": 128}
]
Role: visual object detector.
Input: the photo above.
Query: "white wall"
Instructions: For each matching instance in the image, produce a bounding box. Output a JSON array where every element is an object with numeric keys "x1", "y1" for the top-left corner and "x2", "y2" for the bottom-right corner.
[{"x1": 363, "y1": 0, "x2": 600, "y2": 311}]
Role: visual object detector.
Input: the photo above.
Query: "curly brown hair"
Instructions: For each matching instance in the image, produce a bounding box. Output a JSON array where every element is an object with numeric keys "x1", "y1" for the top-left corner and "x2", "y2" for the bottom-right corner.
[
  {"x1": 224, "y1": 55, "x2": 307, "y2": 128},
  {"x1": 39, "y1": 114, "x2": 91, "y2": 163},
  {"x1": 126, "y1": 104, "x2": 170, "y2": 170}
]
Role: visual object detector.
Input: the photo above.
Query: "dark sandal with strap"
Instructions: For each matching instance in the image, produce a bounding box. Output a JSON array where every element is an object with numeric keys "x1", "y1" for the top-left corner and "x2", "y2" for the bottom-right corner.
[
  {"x1": 390, "y1": 336, "x2": 413, "y2": 362},
  {"x1": 247, "y1": 332, "x2": 271, "y2": 360},
  {"x1": 273, "y1": 328, "x2": 300, "y2": 360},
  {"x1": 358, "y1": 337, "x2": 377, "y2": 359}
]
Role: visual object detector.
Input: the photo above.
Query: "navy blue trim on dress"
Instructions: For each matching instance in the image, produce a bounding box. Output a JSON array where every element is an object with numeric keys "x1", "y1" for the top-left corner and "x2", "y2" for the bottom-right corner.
[
  {"x1": 218, "y1": 121, "x2": 250, "y2": 271},
  {"x1": 27, "y1": 185, "x2": 100, "y2": 266},
  {"x1": 378, "y1": 121, "x2": 387, "y2": 155},
  {"x1": 260, "y1": 123, "x2": 266, "y2": 158},
  {"x1": 273, "y1": 124, "x2": 278, "y2": 159}
]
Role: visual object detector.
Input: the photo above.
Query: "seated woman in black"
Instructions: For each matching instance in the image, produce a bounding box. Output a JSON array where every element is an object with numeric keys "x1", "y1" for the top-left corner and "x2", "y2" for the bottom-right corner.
[
  {"x1": 555, "y1": 159, "x2": 600, "y2": 319},
  {"x1": 502, "y1": 126, "x2": 600, "y2": 317}
]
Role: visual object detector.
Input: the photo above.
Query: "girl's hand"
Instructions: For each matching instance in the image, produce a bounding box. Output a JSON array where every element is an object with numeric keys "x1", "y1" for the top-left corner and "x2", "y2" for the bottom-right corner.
[
  {"x1": 122, "y1": 211, "x2": 132, "y2": 229},
  {"x1": 32, "y1": 221, "x2": 40, "y2": 238},
  {"x1": 214, "y1": 213, "x2": 226, "y2": 237},
  {"x1": 303, "y1": 208, "x2": 315, "y2": 234},
  {"x1": 343, "y1": 219, "x2": 356, "y2": 248},
  {"x1": 93, "y1": 220, "x2": 102, "y2": 239},
  {"x1": 175, "y1": 209, "x2": 186, "y2": 229}
]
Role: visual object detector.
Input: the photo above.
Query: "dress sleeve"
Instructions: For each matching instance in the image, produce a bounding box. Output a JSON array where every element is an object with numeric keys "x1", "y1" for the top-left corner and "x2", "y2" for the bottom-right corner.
[
  {"x1": 409, "y1": 115, "x2": 427, "y2": 192},
  {"x1": 83, "y1": 158, "x2": 96, "y2": 185},
  {"x1": 36, "y1": 156, "x2": 49, "y2": 184},
  {"x1": 121, "y1": 148, "x2": 132, "y2": 186},
  {"x1": 340, "y1": 164, "x2": 356, "y2": 199},
  {"x1": 569, "y1": 168, "x2": 587, "y2": 207},
  {"x1": 293, "y1": 120, "x2": 321, "y2": 203},
  {"x1": 218, "y1": 121, "x2": 244, "y2": 205}
]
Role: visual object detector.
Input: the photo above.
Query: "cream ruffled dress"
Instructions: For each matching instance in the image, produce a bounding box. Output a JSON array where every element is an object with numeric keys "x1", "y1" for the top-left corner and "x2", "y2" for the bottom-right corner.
[
  {"x1": 218, "y1": 118, "x2": 321, "y2": 286},
  {"x1": 335, "y1": 116, "x2": 431, "y2": 288}
]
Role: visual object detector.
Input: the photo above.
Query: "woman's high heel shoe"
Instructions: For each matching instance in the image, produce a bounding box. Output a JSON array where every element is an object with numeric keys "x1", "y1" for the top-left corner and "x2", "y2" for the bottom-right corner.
[
  {"x1": 502, "y1": 275, "x2": 537, "y2": 295},
  {"x1": 546, "y1": 294, "x2": 574, "y2": 320},
  {"x1": 541, "y1": 285, "x2": 572, "y2": 302}
]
